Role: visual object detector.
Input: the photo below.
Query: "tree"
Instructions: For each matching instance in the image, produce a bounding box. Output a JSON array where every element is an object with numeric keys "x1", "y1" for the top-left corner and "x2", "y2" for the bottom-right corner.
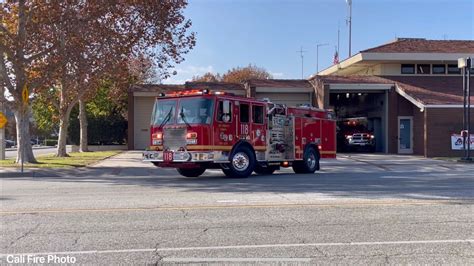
[
  {"x1": 1, "y1": 0, "x2": 60, "y2": 163},
  {"x1": 78, "y1": 55, "x2": 154, "y2": 152},
  {"x1": 1, "y1": 1, "x2": 195, "y2": 159},
  {"x1": 191, "y1": 65, "x2": 272, "y2": 84},
  {"x1": 222, "y1": 64, "x2": 272, "y2": 83},
  {"x1": 192, "y1": 72, "x2": 221, "y2": 82}
]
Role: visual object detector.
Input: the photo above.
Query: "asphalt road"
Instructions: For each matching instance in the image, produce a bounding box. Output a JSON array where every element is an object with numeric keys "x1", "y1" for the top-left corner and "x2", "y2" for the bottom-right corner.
[
  {"x1": 5, "y1": 147, "x2": 57, "y2": 159},
  {"x1": 1, "y1": 152, "x2": 473, "y2": 264}
]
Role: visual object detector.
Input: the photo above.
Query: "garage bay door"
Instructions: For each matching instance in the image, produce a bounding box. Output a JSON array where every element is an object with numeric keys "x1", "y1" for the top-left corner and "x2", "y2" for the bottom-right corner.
[
  {"x1": 255, "y1": 92, "x2": 311, "y2": 107},
  {"x1": 133, "y1": 96, "x2": 156, "y2": 150}
]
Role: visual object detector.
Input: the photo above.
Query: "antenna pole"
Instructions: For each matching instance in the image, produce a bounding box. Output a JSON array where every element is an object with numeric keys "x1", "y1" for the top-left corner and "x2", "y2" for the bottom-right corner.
[
  {"x1": 347, "y1": 0, "x2": 352, "y2": 57},
  {"x1": 338, "y1": 21, "x2": 340, "y2": 56},
  {"x1": 297, "y1": 47, "x2": 307, "y2": 79}
]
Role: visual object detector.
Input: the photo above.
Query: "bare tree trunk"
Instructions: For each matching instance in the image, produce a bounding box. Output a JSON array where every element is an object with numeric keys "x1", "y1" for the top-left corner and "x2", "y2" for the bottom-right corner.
[
  {"x1": 14, "y1": 106, "x2": 37, "y2": 163},
  {"x1": 56, "y1": 107, "x2": 73, "y2": 157},
  {"x1": 79, "y1": 98, "x2": 89, "y2": 152}
]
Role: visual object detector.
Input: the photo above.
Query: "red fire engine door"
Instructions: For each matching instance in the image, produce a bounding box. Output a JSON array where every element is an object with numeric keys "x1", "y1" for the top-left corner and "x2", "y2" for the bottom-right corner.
[
  {"x1": 237, "y1": 102, "x2": 251, "y2": 142},
  {"x1": 251, "y1": 104, "x2": 266, "y2": 149}
]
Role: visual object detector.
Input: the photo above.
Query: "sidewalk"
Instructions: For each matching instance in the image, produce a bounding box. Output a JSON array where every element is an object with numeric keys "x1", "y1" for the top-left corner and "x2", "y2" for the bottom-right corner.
[{"x1": 0, "y1": 151, "x2": 147, "y2": 178}]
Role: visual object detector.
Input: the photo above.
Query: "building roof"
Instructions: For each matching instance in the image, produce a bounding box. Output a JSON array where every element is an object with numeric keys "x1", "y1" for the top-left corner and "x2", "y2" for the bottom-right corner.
[
  {"x1": 129, "y1": 84, "x2": 185, "y2": 92},
  {"x1": 314, "y1": 75, "x2": 473, "y2": 106},
  {"x1": 312, "y1": 75, "x2": 393, "y2": 84},
  {"x1": 383, "y1": 76, "x2": 474, "y2": 106},
  {"x1": 361, "y1": 38, "x2": 474, "y2": 54},
  {"x1": 129, "y1": 82, "x2": 245, "y2": 93},
  {"x1": 246, "y1": 79, "x2": 313, "y2": 88},
  {"x1": 184, "y1": 82, "x2": 245, "y2": 91}
]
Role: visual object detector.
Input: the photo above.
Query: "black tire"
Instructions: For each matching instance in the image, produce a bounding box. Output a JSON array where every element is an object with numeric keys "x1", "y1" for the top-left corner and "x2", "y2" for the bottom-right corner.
[
  {"x1": 221, "y1": 168, "x2": 233, "y2": 177},
  {"x1": 223, "y1": 146, "x2": 256, "y2": 178},
  {"x1": 292, "y1": 162, "x2": 305, "y2": 173},
  {"x1": 254, "y1": 164, "x2": 277, "y2": 175},
  {"x1": 176, "y1": 167, "x2": 206, "y2": 177},
  {"x1": 292, "y1": 147, "x2": 320, "y2": 174}
]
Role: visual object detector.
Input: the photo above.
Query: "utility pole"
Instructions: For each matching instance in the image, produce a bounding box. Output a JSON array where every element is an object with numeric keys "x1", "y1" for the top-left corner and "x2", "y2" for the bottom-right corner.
[
  {"x1": 346, "y1": 0, "x2": 352, "y2": 57},
  {"x1": 316, "y1": 43, "x2": 329, "y2": 73},
  {"x1": 297, "y1": 46, "x2": 307, "y2": 79}
]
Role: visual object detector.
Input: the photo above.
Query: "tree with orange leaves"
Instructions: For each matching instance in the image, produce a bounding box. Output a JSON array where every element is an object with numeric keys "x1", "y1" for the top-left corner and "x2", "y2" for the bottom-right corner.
[{"x1": 1, "y1": 0, "x2": 195, "y2": 160}]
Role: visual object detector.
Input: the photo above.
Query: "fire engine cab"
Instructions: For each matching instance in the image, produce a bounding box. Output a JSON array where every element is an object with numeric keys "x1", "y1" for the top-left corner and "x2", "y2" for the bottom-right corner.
[{"x1": 143, "y1": 89, "x2": 336, "y2": 178}]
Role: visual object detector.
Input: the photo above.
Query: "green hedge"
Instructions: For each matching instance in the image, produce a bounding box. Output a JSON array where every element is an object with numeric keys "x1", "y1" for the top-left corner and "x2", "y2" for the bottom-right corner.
[
  {"x1": 69, "y1": 110, "x2": 127, "y2": 145},
  {"x1": 44, "y1": 139, "x2": 58, "y2": 146}
]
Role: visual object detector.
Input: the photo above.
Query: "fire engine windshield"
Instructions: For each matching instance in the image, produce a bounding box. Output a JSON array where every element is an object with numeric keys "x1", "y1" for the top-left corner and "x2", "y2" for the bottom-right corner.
[
  {"x1": 151, "y1": 99, "x2": 177, "y2": 126},
  {"x1": 177, "y1": 98, "x2": 214, "y2": 125}
]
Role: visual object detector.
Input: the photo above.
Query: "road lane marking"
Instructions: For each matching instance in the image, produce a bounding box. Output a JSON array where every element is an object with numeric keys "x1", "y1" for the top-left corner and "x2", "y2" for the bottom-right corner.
[
  {"x1": 1, "y1": 239, "x2": 472, "y2": 258},
  {"x1": 1, "y1": 200, "x2": 472, "y2": 215},
  {"x1": 163, "y1": 258, "x2": 312, "y2": 262}
]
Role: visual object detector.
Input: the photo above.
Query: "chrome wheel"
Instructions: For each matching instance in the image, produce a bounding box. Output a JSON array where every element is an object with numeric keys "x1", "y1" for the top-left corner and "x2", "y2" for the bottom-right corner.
[
  {"x1": 306, "y1": 153, "x2": 316, "y2": 169},
  {"x1": 232, "y1": 152, "x2": 250, "y2": 171}
]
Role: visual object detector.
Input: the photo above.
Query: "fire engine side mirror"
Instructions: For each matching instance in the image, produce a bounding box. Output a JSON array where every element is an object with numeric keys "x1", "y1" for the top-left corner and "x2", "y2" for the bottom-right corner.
[{"x1": 223, "y1": 100, "x2": 231, "y2": 115}]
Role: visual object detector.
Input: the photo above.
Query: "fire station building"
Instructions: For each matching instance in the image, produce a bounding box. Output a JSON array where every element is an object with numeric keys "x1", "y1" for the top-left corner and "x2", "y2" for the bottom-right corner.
[
  {"x1": 128, "y1": 38, "x2": 473, "y2": 157},
  {"x1": 310, "y1": 38, "x2": 474, "y2": 157}
]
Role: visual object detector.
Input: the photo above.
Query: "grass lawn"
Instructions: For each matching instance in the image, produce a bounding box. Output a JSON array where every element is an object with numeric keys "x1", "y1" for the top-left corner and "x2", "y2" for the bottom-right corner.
[{"x1": 0, "y1": 151, "x2": 122, "y2": 168}]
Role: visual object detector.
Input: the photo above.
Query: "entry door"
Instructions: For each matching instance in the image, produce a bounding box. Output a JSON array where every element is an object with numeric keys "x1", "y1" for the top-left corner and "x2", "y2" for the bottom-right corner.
[{"x1": 398, "y1": 116, "x2": 413, "y2": 154}]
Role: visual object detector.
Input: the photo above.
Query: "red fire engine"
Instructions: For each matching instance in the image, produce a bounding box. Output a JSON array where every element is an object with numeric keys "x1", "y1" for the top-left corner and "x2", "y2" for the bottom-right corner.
[{"x1": 143, "y1": 89, "x2": 336, "y2": 178}]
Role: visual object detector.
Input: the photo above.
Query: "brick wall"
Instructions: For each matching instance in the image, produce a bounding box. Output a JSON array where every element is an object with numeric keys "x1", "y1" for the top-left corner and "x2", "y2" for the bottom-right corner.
[
  {"x1": 412, "y1": 108, "x2": 425, "y2": 155},
  {"x1": 387, "y1": 92, "x2": 427, "y2": 155},
  {"x1": 425, "y1": 108, "x2": 474, "y2": 157}
]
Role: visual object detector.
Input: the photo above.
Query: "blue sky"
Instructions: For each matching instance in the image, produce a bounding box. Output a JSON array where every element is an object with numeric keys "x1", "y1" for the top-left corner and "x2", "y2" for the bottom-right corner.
[{"x1": 163, "y1": 0, "x2": 474, "y2": 84}]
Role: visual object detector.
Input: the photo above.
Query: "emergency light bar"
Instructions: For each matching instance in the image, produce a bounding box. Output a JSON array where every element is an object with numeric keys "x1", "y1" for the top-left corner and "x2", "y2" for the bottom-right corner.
[{"x1": 157, "y1": 89, "x2": 233, "y2": 98}]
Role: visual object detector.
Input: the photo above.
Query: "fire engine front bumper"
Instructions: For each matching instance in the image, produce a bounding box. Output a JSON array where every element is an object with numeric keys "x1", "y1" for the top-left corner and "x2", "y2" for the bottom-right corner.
[{"x1": 143, "y1": 150, "x2": 229, "y2": 163}]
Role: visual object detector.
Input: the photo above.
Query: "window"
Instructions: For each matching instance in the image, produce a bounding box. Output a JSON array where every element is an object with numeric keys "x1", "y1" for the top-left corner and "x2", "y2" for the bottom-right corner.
[
  {"x1": 401, "y1": 64, "x2": 415, "y2": 74},
  {"x1": 240, "y1": 103, "x2": 249, "y2": 123},
  {"x1": 217, "y1": 100, "x2": 232, "y2": 122},
  {"x1": 432, "y1": 64, "x2": 446, "y2": 74},
  {"x1": 416, "y1": 64, "x2": 430, "y2": 74},
  {"x1": 447, "y1": 64, "x2": 461, "y2": 74},
  {"x1": 151, "y1": 99, "x2": 176, "y2": 126},
  {"x1": 177, "y1": 98, "x2": 214, "y2": 124},
  {"x1": 253, "y1": 105, "x2": 264, "y2": 124}
]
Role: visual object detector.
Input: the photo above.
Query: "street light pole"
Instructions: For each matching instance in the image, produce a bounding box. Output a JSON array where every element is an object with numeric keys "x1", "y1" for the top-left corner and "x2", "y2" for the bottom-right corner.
[
  {"x1": 316, "y1": 43, "x2": 329, "y2": 73},
  {"x1": 459, "y1": 57, "x2": 472, "y2": 162},
  {"x1": 467, "y1": 58, "x2": 471, "y2": 159},
  {"x1": 0, "y1": 86, "x2": 5, "y2": 160}
]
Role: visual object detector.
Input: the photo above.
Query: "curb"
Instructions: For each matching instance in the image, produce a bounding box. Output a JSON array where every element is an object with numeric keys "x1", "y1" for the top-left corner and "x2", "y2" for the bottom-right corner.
[{"x1": 0, "y1": 170, "x2": 36, "y2": 178}]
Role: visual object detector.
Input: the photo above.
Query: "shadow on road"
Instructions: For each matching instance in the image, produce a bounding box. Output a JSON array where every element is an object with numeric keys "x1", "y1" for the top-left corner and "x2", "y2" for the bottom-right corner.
[{"x1": 3, "y1": 160, "x2": 474, "y2": 201}]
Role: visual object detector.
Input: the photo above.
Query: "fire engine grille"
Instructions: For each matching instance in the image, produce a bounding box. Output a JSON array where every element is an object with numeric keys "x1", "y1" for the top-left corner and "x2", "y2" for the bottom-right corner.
[{"x1": 163, "y1": 127, "x2": 186, "y2": 150}]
